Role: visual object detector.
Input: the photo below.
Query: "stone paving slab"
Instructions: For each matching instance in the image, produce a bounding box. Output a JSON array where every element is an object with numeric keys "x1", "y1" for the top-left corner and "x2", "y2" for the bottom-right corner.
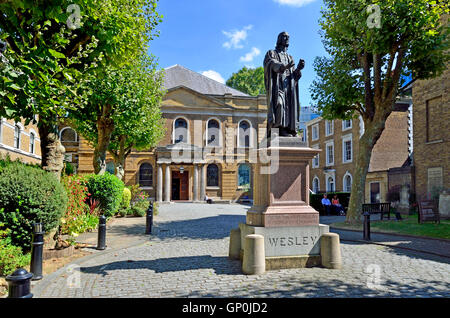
[{"x1": 33, "y1": 204, "x2": 450, "y2": 298}]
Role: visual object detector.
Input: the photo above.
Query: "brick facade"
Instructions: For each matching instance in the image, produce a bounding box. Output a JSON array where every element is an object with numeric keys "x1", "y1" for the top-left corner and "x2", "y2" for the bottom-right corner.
[
  {"x1": 0, "y1": 117, "x2": 41, "y2": 165},
  {"x1": 413, "y1": 61, "x2": 449, "y2": 200}
]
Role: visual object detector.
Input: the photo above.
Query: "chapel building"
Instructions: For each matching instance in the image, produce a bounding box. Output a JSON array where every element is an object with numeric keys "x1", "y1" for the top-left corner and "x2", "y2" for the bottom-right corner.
[{"x1": 60, "y1": 65, "x2": 268, "y2": 203}]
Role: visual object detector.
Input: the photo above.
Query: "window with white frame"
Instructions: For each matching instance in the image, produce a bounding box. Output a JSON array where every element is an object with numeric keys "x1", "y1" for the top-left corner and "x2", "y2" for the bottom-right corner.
[
  {"x1": 312, "y1": 177, "x2": 320, "y2": 193},
  {"x1": 342, "y1": 135, "x2": 353, "y2": 163},
  {"x1": 311, "y1": 124, "x2": 319, "y2": 141},
  {"x1": 174, "y1": 118, "x2": 188, "y2": 143},
  {"x1": 14, "y1": 124, "x2": 21, "y2": 149},
  {"x1": 312, "y1": 144, "x2": 319, "y2": 168},
  {"x1": 325, "y1": 120, "x2": 334, "y2": 136},
  {"x1": 342, "y1": 119, "x2": 352, "y2": 130},
  {"x1": 238, "y1": 120, "x2": 251, "y2": 148},
  {"x1": 327, "y1": 176, "x2": 335, "y2": 192},
  {"x1": 325, "y1": 141, "x2": 334, "y2": 166},
  {"x1": 207, "y1": 119, "x2": 220, "y2": 146},
  {"x1": 29, "y1": 132, "x2": 35, "y2": 154},
  {"x1": 343, "y1": 173, "x2": 352, "y2": 192}
]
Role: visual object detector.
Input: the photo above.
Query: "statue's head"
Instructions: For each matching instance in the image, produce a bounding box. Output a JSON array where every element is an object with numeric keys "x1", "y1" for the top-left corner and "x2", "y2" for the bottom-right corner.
[{"x1": 276, "y1": 31, "x2": 289, "y2": 50}]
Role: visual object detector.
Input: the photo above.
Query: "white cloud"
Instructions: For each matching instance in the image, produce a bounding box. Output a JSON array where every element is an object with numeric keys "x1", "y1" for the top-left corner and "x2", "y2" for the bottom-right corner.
[
  {"x1": 201, "y1": 70, "x2": 225, "y2": 84},
  {"x1": 239, "y1": 47, "x2": 261, "y2": 63},
  {"x1": 222, "y1": 25, "x2": 253, "y2": 50},
  {"x1": 273, "y1": 0, "x2": 317, "y2": 7}
]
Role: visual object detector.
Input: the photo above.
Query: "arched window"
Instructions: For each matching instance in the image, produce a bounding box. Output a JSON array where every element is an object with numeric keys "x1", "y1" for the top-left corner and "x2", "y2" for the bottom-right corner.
[
  {"x1": 327, "y1": 176, "x2": 335, "y2": 192},
  {"x1": 106, "y1": 161, "x2": 115, "y2": 175},
  {"x1": 139, "y1": 163, "x2": 153, "y2": 187},
  {"x1": 207, "y1": 119, "x2": 220, "y2": 146},
  {"x1": 238, "y1": 120, "x2": 251, "y2": 148},
  {"x1": 238, "y1": 164, "x2": 251, "y2": 187},
  {"x1": 60, "y1": 127, "x2": 77, "y2": 142},
  {"x1": 29, "y1": 132, "x2": 35, "y2": 154},
  {"x1": 313, "y1": 177, "x2": 320, "y2": 193},
  {"x1": 14, "y1": 124, "x2": 21, "y2": 149},
  {"x1": 174, "y1": 118, "x2": 188, "y2": 144},
  {"x1": 343, "y1": 173, "x2": 352, "y2": 192},
  {"x1": 207, "y1": 164, "x2": 219, "y2": 187}
]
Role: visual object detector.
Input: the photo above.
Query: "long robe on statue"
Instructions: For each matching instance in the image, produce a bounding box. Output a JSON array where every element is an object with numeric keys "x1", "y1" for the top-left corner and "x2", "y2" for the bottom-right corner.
[{"x1": 264, "y1": 49, "x2": 301, "y2": 137}]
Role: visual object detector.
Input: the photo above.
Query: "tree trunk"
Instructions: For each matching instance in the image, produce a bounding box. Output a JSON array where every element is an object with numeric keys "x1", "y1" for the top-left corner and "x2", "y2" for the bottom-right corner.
[
  {"x1": 346, "y1": 131, "x2": 374, "y2": 223},
  {"x1": 346, "y1": 112, "x2": 390, "y2": 223},
  {"x1": 93, "y1": 115, "x2": 114, "y2": 174},
  {"x1": 38, "y1": 121, "x2": 53, "y2": 168},
  {"x1": 111, "y1": 135, "x2": 130, "y2": 180}
]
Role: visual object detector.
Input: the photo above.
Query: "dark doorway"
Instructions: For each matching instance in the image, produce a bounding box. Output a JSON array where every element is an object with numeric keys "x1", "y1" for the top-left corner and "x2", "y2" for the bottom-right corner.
[{"x1": 172, "y1": 171, "x2": 189, "y2": 201}]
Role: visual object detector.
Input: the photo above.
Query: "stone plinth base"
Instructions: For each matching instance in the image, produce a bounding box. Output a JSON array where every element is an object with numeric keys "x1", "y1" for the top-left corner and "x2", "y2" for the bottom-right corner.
[{"x1": 233, "y1": 223, "x2": 333, "y2": 271}]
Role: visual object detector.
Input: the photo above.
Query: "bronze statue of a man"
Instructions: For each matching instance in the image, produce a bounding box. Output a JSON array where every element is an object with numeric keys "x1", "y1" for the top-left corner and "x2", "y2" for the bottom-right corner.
[{"x1": 264, "y1": 31, "x2": 304, "y2": 137}]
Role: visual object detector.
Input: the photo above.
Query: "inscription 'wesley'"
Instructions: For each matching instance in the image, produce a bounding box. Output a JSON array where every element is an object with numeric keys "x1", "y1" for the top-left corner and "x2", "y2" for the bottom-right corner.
[{"x1": 268, "y1": 236, "x2": 318, "y2": 247}]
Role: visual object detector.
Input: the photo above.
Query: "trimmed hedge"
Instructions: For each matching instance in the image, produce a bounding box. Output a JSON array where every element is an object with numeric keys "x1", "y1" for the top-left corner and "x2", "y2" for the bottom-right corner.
[
  {"x1": 86, "y1": 173, "x2": 124, "y2": 217},
  {"x1": 0, "y1": 162, "x2": 68, "y2": 251},
  {"x1": 121, "y1": 188, "x2": 132, "y2": 209},
  {"x1": 310, "y1": 192, "x2": 351, "y2": 215}
]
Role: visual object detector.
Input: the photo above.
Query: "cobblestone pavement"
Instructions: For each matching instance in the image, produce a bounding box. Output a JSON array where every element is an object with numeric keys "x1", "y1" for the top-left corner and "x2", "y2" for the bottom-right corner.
[{"x1": 34, "y1": 203, "x2": 450, "y2": 298}]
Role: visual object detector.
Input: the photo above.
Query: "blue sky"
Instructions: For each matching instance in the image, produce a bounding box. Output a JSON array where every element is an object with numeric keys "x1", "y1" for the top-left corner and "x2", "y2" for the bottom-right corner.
[{"x1": 150, "y1": 0, "x2": 327, "y2": 106}]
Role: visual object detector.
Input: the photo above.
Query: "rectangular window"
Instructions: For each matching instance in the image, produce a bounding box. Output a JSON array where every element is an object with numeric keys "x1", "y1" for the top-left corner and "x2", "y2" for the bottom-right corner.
[
  {"x1": 325, "y1": 120, "x2": 333, "y2": 136},
  {"x1": 311, "y1": 124, "x2": 319, "y2": 141},
  {"x1": 326, "y1": 143, "x2": 334, "y2": 166},
  {"x1": 312, "y1": 145, "x2": 319, "y2": 168},
  {"x1": 14, "y1": 125, "x2": 20, "y2": 149},
  {"x1": 29, "y1": 133, "x2": 35, "y2": 154},
  {"x1": 342, "y1": 119, "x2": 352, "y2": 130},
  {"x1": 370, "y1": 182, "x2": 380, "y2": 203}
]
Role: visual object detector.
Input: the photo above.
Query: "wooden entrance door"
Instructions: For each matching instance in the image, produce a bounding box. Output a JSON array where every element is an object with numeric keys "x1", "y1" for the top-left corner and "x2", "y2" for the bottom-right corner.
[{"x1": 172, "y1": 171, "x2": 189, "y2": 200}]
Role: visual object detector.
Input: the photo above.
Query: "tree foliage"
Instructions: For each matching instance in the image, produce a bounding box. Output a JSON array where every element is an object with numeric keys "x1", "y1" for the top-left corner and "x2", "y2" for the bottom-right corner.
[
  {"x1": 226, "y1": 66, "x2": 266, "y2": 96},
  {"x1": 69, "y1": 56, "x2": 165, "y2": 174},
  {"x1": 310, "y1": 0, "x2": 449, "y2": 222},
  {"x1": 0, "y1": 0, "x2": 163, "y2": 165}
]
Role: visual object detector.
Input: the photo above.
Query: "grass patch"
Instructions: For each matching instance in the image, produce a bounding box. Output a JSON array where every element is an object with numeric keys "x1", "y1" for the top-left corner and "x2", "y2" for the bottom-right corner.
[{"x1": 331, "y1": 214, "x2": 450, "y2": 240}]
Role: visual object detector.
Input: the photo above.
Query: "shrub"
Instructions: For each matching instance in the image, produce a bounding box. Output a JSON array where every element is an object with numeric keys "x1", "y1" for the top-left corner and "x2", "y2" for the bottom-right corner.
[
  {"x1": 61, "y1": 211, "x2": 99, "y2": 236},
  {"x1": 64, "y1": 162, "x2": 74, "y2": 176},
  {"x1": 0, "y1": 162, "x2": 68, "y2": 251},
  {"x1": 121, "y1": 188, "x2": 132, "y2": 209},
  {"x1": 86, "y1": 173, "x2": 124, "y2": 217},
  {"x1": 62, "y1": 175, "x2": 89, "y2": 217},
  {"x1": 131, "y1": 206, "x2": 146, "y2": 217},
  {"x1": 132, "y1": 190, "x2": 150, "y2": 211},
  {"x1": 0, "y1": 225, "x2": 30, "y2": 276}
]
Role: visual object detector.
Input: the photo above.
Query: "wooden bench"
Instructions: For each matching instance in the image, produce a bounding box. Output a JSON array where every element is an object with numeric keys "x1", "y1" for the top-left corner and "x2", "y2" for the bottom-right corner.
[
  {"x1": 362, "y1": 202, "x2": 391, "y2": 220},
  {"x1": 418, "y1": 200, "x2": 440, "y2": 224}
]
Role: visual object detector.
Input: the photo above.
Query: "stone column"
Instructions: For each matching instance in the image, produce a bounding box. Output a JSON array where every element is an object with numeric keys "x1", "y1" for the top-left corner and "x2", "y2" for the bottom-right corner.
[
  {"x1": 193, "y1": 165, "x2": 199, "y2": 202},
  {"x1": 164, "y1": 164, "x2": 171, "y2": 202},
  {"x1": 200, "y1": 164, "x2": 206, "y2": 201},
  {"x1": 157, "y1": 164, "x2": 163, "y2": 202}
]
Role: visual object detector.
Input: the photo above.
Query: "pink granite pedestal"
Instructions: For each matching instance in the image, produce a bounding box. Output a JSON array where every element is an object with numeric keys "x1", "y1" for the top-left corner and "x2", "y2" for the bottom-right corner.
[{"x1": 246, "y1": 137, "x2": 321, "y2": 228}]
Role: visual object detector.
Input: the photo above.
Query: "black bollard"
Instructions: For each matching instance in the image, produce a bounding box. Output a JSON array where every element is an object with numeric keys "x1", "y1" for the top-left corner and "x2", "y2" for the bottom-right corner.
[
  {"x1": 363, "y1": 212, "x2": 371, "y2": 241},
  {"x1": 145, "y1": 202, "x2": 153, "y2": 234},
  {"x1": 6, "y1": 268, "x2": 33, "y2": 298},
  {"x1": 97, "y1": 214, "x2": 106, "y2": 250},
  {"x1": 30, "y1": 222, "x2": 44, "y2": 280}
]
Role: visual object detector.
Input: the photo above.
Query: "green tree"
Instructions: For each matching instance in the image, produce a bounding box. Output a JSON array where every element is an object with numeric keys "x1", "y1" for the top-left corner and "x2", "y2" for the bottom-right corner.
[
  {"x1": 0, "y1": 0, "x2": 162, "y2": 167},
  {"x1": 69, "y1": 57, "x2": 165, "y2": 175},
  {"x1": 310, "y1": 0, "x2": 449, "y2": 223},
  {"x1": 226, "y1": 66, "x2": 265, "y2": 96}
]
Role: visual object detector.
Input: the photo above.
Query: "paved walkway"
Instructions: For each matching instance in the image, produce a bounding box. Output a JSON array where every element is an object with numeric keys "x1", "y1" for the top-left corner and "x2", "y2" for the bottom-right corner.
[{"x1": 33, "y1": 203, "x2": 450, "y2": 298}]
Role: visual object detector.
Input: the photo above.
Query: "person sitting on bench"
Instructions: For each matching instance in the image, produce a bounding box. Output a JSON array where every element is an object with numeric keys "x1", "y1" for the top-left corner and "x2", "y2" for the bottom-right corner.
[
  {"x1": 321, "y1": 194, "x2": 332, "y2": 216},
  {"x1": 332, "y1": 195, "x2": 345, "y2": 216}
]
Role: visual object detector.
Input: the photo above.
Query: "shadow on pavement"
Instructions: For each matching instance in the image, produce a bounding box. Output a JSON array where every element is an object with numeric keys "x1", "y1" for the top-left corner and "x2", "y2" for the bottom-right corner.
[{"x1": 79, "y1": 255, "x2": 242, "y2": 277}]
